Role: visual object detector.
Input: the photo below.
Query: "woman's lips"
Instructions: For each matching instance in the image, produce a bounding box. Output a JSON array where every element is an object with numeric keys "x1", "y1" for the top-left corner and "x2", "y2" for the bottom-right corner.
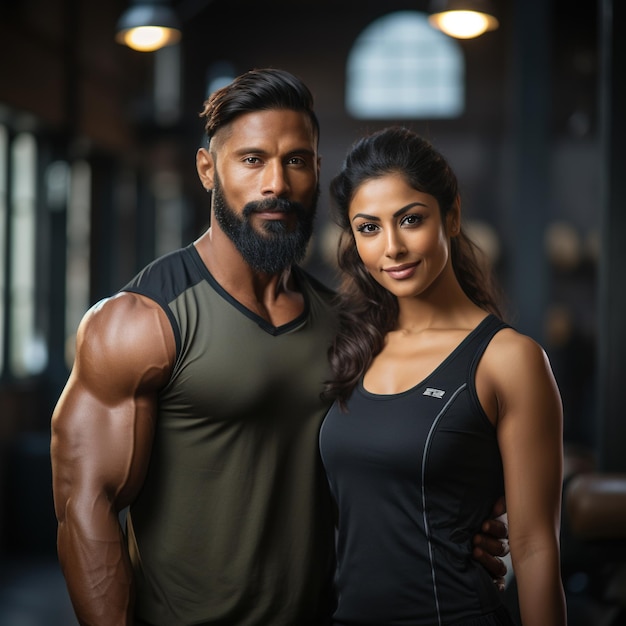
[{"x1": 383, "y1": 262, "x2": 420, "y2": 279}]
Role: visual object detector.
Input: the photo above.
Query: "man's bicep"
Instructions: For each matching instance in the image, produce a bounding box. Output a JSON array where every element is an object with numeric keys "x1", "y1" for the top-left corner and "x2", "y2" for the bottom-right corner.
[
  {"x1": 51, "y1": 377, "x2": 156, "y2": 518},
  {"x1": 51, "y1": 294, "x2": 174, "y2": 514}
]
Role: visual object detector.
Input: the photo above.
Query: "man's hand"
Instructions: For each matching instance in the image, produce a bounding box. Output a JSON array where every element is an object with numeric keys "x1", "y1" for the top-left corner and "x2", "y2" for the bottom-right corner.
[{"x1": 472, "y1": 496, "x2": 509, "y2": 591}]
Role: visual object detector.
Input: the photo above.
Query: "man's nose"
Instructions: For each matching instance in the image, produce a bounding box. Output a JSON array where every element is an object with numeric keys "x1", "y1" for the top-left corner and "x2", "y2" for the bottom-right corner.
[{"x1": 261, "y1": 161, "x2": 289, "y2": 197}]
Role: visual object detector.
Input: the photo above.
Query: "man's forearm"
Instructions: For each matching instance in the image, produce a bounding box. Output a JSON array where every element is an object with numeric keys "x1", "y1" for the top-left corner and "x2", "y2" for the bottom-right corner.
[{"x1": 59, "y1": 506, "x2": 134, "y2": 626}]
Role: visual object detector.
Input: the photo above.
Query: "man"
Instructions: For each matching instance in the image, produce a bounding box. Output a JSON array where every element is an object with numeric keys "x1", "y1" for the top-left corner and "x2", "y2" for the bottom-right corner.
[{"x1": 51, "y1": 68, "x2": 508, "y2": 626}]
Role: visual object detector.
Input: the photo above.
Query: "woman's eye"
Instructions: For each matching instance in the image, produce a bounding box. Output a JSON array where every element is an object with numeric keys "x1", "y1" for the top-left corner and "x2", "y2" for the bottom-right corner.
[
  {"x1": 356, "y1": 223, "x2": 378, "y2": 234},
  {"x1": 402, "y1": 214, "x2": 424, "y2": 226}
]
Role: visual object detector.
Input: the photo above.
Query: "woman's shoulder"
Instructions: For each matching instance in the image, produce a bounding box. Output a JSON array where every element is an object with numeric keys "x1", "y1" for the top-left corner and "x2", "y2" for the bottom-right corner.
[
  {"x1": 490, "y1": 323, "x2": 546, "y2": 356},
  {"x1": 483, "y1": 322, "x2": 554, "y2": 384}
]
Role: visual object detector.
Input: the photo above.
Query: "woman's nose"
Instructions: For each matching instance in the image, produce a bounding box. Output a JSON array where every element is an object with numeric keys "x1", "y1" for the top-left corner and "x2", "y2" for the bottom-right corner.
[{"x1": 385, "y1": 230, "x2": 407, "y2": 258}]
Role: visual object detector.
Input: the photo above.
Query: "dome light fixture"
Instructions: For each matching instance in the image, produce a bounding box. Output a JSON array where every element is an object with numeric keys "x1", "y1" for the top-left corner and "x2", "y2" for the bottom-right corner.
[
  {"x1": 428, "y1": 0, "x2": 499, "y2": 39},
  {"x1": 115, "y1": 0, "x2": 182, "y2": 52}
]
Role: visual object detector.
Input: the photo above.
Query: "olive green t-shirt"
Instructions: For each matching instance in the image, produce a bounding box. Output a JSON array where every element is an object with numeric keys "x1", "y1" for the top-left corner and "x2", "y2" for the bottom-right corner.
[{"x1": 122, "y1": 244, "x2": 337, "y2": 625}]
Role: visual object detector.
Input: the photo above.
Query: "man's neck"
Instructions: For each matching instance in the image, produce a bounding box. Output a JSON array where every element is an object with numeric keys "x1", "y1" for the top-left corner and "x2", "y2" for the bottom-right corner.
[{"x1": 194, "y1": 228, "x2": 305, "y2": 326}]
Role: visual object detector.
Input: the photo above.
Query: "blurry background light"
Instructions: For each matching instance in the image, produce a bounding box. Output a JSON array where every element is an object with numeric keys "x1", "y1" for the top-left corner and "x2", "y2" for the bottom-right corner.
[
  {"x1": 115, "y1": 0, "x2": 181, "y2": 52},
  {"x1": 428, "y1": 0, "x2": 499, "y2": 39}
]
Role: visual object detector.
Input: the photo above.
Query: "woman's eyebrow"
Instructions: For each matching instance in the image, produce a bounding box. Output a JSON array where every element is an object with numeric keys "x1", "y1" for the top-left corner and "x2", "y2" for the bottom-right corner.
[
  {"x1": 351, "y1": 201, "x2": 428, "y2": 223},
  {"x1": 393, "y1": 201, "x2": 428, "y2": 217}
]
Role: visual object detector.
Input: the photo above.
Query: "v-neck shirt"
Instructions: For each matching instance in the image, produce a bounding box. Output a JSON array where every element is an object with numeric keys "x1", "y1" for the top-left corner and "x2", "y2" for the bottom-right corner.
[{"x1": 121, "y1": 243, "x2": 339, "y2": 625}]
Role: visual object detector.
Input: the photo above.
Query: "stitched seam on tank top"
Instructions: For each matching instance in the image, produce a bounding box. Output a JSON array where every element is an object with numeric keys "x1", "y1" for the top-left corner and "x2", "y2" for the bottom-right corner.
[{"x1": 421, "y1": 382, "x2": 467, "y2": 626}]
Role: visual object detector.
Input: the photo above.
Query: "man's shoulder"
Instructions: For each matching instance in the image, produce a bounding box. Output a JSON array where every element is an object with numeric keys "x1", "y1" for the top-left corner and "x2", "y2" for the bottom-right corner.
[
  {"x1": 77, "y1": 291, "x2": 175, "y2": 368},
  {"x1": 121, "y1": 244, "x2": 205, "y2": 304}
]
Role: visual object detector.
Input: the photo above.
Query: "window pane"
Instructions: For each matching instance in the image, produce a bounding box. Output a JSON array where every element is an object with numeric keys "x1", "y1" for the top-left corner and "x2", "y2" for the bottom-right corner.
[
  {"x1": 9, "y1": 132, "x2": 44, "y2": 376},
  {"x1": 65, "y1": 159, "x2": 91, "y2": 367},
  {"x1": 346, "y1": 11, "x2": 465, "y2": 119}
]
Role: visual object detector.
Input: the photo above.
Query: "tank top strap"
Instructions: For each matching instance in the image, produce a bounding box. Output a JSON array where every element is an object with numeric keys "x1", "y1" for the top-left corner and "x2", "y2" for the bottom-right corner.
[{"x1": 466, "y1": 314, "x2": 511, "y2": 380}]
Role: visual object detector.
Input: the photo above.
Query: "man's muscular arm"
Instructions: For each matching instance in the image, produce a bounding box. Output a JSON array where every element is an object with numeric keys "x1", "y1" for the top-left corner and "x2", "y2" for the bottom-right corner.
[{"x1": 51, "y1": 293, "x2": 175, "y2": 625}]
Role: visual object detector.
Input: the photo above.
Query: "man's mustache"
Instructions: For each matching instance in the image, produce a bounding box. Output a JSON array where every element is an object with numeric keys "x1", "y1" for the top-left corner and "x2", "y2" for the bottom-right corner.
[{"x1": 243, "y1": 197, "x2": 306, "y2": 216}]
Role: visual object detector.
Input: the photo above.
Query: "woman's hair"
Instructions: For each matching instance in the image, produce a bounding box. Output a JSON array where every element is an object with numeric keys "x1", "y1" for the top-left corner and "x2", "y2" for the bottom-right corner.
[
  {"x1": 324, "y1": 126, "x2": 504, "y2": 406},
  {"x1": 199, "y1": 67, "x2": 319, "y2": 147}
]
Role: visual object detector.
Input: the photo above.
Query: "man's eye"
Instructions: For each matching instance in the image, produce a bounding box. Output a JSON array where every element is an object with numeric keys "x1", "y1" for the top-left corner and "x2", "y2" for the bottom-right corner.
[{"x1": 244, "y1": 157, "x2": 260, "y2": 164}]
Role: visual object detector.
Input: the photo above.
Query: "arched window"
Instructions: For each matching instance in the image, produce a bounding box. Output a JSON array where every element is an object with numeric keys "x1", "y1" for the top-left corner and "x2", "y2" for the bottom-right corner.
[{"x1": 346, "y1": 11, "x2": 465, "y2": 119}]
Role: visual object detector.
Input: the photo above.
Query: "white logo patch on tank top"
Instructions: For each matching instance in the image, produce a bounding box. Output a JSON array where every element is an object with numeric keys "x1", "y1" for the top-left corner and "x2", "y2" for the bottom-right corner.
[{"x1": 423, "y1": 387, "x2": 446, "y2": 399}]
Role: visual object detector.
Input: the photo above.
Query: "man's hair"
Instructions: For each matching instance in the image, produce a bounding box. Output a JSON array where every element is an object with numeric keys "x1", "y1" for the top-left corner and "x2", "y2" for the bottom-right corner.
[{"x1": 199, "y1": 68, "x2": 319, "y2": 147}]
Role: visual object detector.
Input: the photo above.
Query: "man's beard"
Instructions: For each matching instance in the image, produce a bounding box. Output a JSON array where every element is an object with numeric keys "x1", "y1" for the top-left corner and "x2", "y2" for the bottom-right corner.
[{"x1": 212, "y1": 175, "x2": 318, "y2": 274}]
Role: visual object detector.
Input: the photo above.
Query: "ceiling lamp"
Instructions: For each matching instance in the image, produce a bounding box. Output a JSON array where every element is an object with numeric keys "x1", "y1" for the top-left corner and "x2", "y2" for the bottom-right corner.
[
  {"x1": 428, "y1": 0, "x2": 499, "y2": 39},
  {"x1": 115, "y1": 0, "x2": 182, "y2": 52}
]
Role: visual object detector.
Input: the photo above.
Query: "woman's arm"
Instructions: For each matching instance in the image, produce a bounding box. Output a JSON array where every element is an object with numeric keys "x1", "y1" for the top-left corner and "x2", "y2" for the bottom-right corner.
[
  {"x1": 487, "y1": 329, "x2": 567, "y2": 625},
  {"x1": 51, "y1": 293, "x2": 175, "y2": 625}
]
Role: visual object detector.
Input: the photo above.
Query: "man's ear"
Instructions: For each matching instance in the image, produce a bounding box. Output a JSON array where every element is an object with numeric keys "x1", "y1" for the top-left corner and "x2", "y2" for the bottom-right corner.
[
  {"x1": 196, "y1": 148, "x2": 215, "y2": 191},
  {"x1": 447, "y1": 195, "x2": 462, "y2": 236}
]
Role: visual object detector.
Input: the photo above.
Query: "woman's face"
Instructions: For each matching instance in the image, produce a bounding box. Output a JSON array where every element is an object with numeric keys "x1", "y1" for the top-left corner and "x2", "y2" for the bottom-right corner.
[{"x1": 348, "y1": 173, "x2": 457, "y2": 300}]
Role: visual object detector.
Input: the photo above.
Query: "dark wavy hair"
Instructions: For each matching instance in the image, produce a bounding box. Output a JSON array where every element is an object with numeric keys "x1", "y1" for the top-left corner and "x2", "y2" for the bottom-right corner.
[
  {"x1": 199, "y1": 67, "x2": 319, "y2": 147},
  {"x1": 324, "y1": 126, "x2": 504, "y2": 406}
]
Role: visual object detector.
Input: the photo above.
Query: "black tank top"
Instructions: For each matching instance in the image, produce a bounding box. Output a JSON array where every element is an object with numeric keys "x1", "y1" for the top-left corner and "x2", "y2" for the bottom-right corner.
[{"x1": 319, "y1": 314, "x2": 514, "y2": 626}]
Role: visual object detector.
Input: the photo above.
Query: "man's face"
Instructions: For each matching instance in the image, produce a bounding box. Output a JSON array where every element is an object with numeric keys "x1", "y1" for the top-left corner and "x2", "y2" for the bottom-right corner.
[{"x1": 202, "y1": 109, "x2": 321, "y2": 273}]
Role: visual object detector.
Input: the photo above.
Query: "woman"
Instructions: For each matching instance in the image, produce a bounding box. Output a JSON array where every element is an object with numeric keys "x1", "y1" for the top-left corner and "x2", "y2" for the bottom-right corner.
[{"x1": 320, "y1": 127, "x2": 566, "y2": 625}]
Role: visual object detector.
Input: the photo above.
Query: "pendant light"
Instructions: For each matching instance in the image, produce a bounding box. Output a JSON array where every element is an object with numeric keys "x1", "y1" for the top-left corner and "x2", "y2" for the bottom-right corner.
[
  {"x1": 116, "y1": 0, "x2": 182, "y2": 52},
  {"x1": 428, "y1": 0, "x2": 499, "y2": 39}
]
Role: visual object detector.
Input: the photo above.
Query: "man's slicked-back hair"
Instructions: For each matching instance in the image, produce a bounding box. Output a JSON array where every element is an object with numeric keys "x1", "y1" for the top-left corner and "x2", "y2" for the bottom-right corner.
[{"x1": 199, "y1": 68, "x2": 319, "y2": 147}]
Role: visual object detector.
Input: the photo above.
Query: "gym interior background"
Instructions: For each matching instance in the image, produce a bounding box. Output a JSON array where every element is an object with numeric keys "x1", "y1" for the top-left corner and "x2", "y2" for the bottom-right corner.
[{"x1": 0, "y1": 1, "x2": 625, "y2": 624}]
